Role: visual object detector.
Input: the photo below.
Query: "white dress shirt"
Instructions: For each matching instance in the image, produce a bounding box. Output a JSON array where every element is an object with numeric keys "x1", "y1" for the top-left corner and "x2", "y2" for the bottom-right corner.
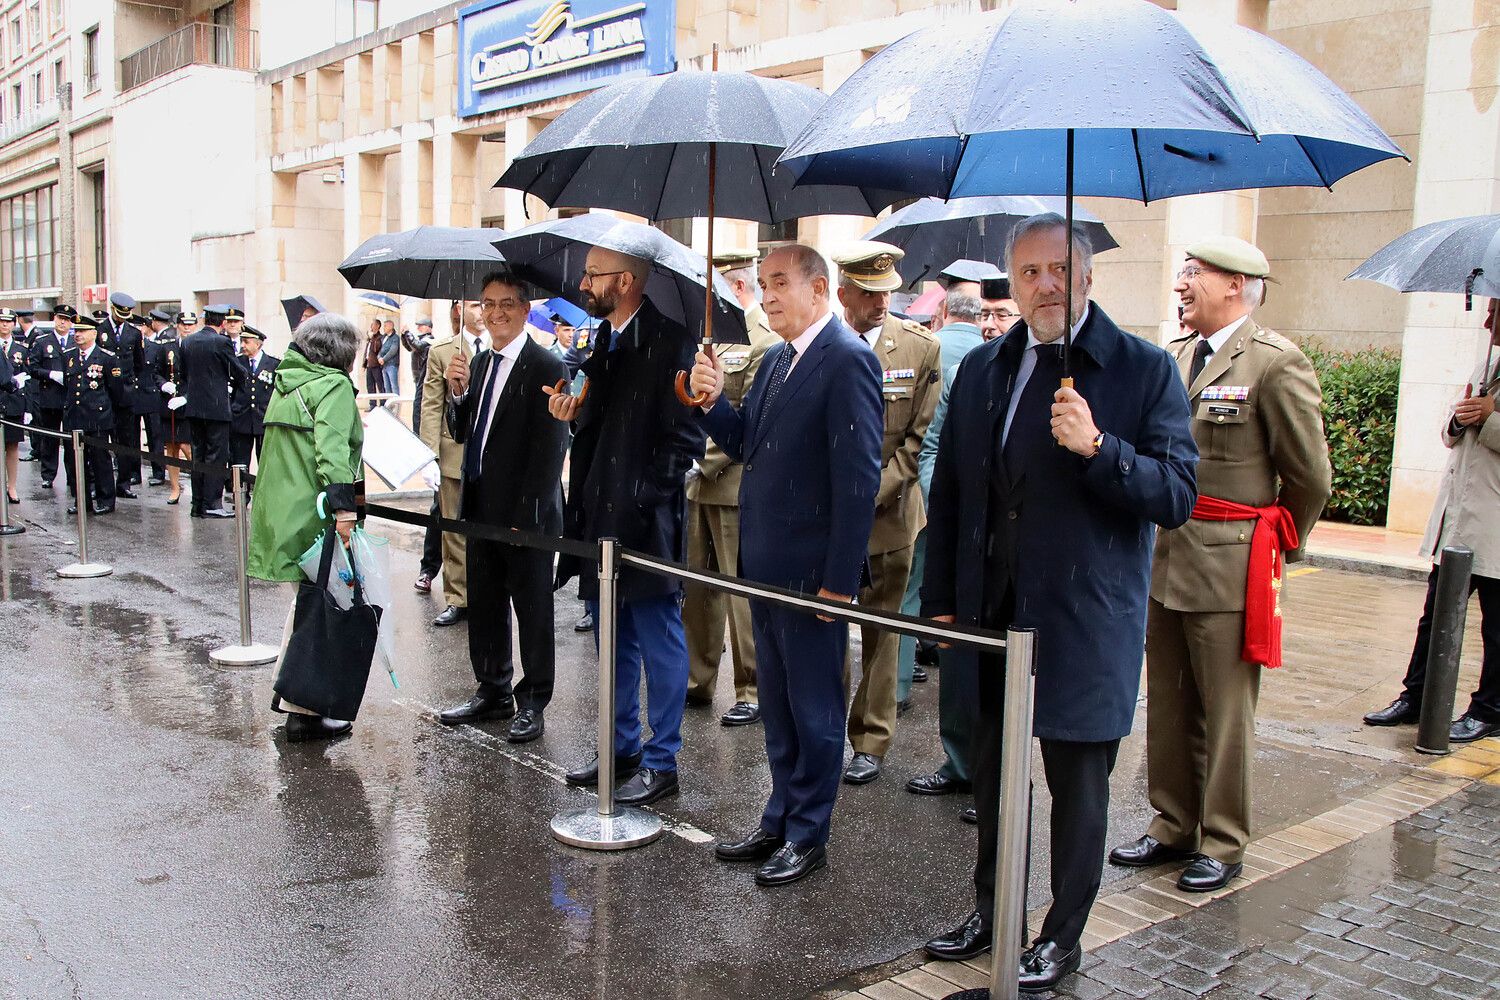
[
  {"x1": 1003, "y1": 304, "x2": 1091, "y2": 445},
  {"x1": 470, "y1": 333, "x2": 527, "y2": 473},
  {"x1": 1197, "y1": 317, "x2": 1245, "y2": 360},
  {"x1": 785, "y1": 311, "x2": 836, "y2": 376}
]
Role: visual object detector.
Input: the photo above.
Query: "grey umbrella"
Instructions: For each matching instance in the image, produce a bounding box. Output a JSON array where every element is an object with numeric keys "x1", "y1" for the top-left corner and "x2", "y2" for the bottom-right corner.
[
  {"x1": 865, "y1": 197, "x2": 1117, "y2": 287},
  {"x1": 1349, "y1": 213, "x2": 1500, "y2": 393},
  {"x1": 280, "y1": 294, "x2": 327, "y2": 333},
  {"x1": 338, "y1": 226, "x2": 509, "y2": 299}
]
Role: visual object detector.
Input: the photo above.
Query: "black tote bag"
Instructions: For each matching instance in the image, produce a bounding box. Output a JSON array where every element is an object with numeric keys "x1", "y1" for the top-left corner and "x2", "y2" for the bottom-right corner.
[{"x1": 273, "y1": 527, "x2": 383, "y2": 721}]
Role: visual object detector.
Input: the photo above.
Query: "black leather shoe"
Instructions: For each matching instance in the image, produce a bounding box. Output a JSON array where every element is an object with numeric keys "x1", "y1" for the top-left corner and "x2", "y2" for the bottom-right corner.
[
  {"x1": 755, "y1": 842, "x2": 826, "y2": 886},
  {"x1": 1450, "y1": 713, "x2": 1500, "y2": 743},
  {"x1": 91, "y1": 504, "x2": 115, "y2": 515},
  {"x1": 1364, "y1": 697, "x2": 1419, "y2": 726},
  {"x1": 615, "y1": 768, "x2": 679, "y2": 806},
  {"x1": 907, "y1": 771, "x2": 970, "y2": 796},
  {"x1": 1109, "y1": 834, "x2": 1195, "y2": 868},
  {"x1": 507, "y1": 709, "x2": 544, "y2": 744},
  {"x1": 574, "y1": 610, "x2": 594, "y2": 632},
  {"x1": 66, "y1": 504, "x2": 78, "y2": 515},
  {"x1": 147, "y1": 476, "x2": 166, "y2": 486},
  {"x1": 915, "y1": 639, "x2": 939, "y2": 666},
  {"x1": 1019, "y1": 939, "x2": 1081, "y2": 993},
  {"x1": 116, "y1": 487, "x2": 138, "y2": 499},
  {"x1": 1177, "y1": 856, "x2": 1242, "y2": 892},
  {"x1": 565, "y1": 751, "x2": 642, "y2": 787},
  {"x1": 844, "y1": 751, "x2": 882, "y2": 784},
  {"x1": 684, "y1": 691, "x2": 713, "y2": 708},
  {"x1": 285, "y1": 713, "x2": 353, "y2": 743},
  {"x1": 432, "y1": 605, "x2": 467, "y2": 627},
  {"x1": 924, "y1": 911, "x2": 992, "y2": 961},
  {"x1": 437, "y1": 692, "x2": 515, "y2": 726},
  {"x1": 413, "y1": 572, "x2": 433, "y2": 594},
  {"x1": 40, "y1": 479, "x2": 51, "y2": 488},
  {"x1": 960, "y1": 807, "x2": 978, "y2": 825},
  {"x1": 721, "y1": 702, "x2": 761, "y2": 726},
  {"x1": 200, "y1": 507, "x2": 234, "y2": 519},
  {"x1": 715, "y1": 828, "x2": 784, "y2": 862},
  {"x1": 912, "y1": 665, "x2": 929, "y2": 683}
]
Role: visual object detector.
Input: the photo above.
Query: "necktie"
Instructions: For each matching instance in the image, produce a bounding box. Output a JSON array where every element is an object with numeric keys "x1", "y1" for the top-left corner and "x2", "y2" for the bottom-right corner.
[
  {"x1": 1189, "y1": 337, "x2": 1213, "y2": 386},
  {"x1": 463, "y1": 356, "x2": 501, "y2": 481},
  {"x1": 758, "y1": 343, "x2": 797, "y2": 422},
  {"x1": 1001, "y1": 344, "x2": 1064, "y2": 473}
]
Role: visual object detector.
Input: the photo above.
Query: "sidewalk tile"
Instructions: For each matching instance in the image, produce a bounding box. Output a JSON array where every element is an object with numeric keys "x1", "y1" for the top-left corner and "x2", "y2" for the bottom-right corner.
[{"x1": 890, "y1": 969, "x2": 954, "y2": 999}]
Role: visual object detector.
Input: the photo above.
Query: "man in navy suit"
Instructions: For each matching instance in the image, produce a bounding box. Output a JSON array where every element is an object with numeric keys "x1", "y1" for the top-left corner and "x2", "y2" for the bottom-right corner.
[
  {"x1": 921, "y1": 215, "x2": 1197, "y2": 992},
  {"x1": 689, "y1": 243, "x2": 884, "y2": 887}
]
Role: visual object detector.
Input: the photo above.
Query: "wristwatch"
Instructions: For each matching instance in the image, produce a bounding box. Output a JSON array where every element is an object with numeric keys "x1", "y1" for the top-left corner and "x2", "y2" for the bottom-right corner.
[{"x1": 1088, "y1": 431, "x2": 1105, "y2": 458}]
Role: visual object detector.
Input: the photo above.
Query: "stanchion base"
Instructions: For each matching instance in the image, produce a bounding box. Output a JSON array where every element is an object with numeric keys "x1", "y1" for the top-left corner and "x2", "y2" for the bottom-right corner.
[
  {"x1": 551, "y1": 806, "x2": 664, "y2": 851},
  {"x1": 209, "y1": 643, "x2": 281, "y2": 667},
  {"x1": 0, "y1": 524, "x2": 23, "y2": 535},
  {"x1": 1414, "y1": 744, "x2": 1451, "y2": 756},
  {"x1": 942, "y1": 990, "x2": 991, "y2": 999},
  {"x1": 57, "y1": 562, "x2": 112, "y2": 579}
]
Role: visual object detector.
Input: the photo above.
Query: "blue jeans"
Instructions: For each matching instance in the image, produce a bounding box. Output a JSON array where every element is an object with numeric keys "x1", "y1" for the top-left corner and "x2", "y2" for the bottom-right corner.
[{"x1": 587, "y1": 593, "x2": 689, "y2": 773}]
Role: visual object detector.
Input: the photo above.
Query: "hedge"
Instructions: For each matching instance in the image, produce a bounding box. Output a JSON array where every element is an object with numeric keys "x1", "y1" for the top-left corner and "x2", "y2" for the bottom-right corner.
[{"x1": 1301, "y1": 341, "x2": 1401, "y2": 526}]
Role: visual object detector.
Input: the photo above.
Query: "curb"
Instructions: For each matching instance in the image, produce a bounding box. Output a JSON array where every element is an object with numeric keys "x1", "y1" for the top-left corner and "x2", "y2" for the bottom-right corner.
[{"x1": 1303, "y1": 549, "x2": 1430, "y2": 582}]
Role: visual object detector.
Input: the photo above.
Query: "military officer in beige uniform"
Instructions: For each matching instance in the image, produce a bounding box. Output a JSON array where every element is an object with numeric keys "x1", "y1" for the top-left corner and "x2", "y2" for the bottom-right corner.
[
  {"x1": 684, "y1": 249, "x2": 781, "y2": 727},
  {"x1": 420, "y1": 302, "x2": 487, "y2": 627},
  {"x1": 834, "y1": 242, "x2": 942, "y2": 785},
  {"x1": 1111, "y1": 236, "x2": 1331, "y2": 891}
]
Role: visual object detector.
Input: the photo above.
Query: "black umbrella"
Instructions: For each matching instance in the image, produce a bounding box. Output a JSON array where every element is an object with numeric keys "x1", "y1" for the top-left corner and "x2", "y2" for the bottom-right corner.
[
  {"x1": 492, "y1": 214, "x2": 746, "y2": 343},
  {"x1": 279, "y1": 294, "x2": 327, "y2": 333},
  {"x1": 337, "y1": 226, "x2": 509, "y2": 299},
  {"x1": 865, "y1": 196, "x2": 1117, "y2": 287}
]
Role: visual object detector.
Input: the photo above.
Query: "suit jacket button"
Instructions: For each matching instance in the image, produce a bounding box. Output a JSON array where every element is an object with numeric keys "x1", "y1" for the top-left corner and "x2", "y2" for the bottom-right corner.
[
  {"x1": 746, "y1": 463, "x2": 753, "y2": 472},
  {"x1": 1238, "y1": 532, "x2": 1246, "y2": 541},
  {"x1": 1007, "y1": 510, "x2": 1018, "y2": 520},
  {"x1": 1119, "y1": 461, "x2": 1130, "y2": 473}
]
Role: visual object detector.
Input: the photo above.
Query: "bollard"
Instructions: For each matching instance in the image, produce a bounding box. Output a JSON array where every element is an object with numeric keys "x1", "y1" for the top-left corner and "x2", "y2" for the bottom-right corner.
[
  {"x1": 1416, "y1": 546, "x2": 1474, "y2": 755},
  {"x1": 551, "y1": 537, "x2": 664, "y2": 850},
  {"x1": 0, "y1": 440, "x2": 22, "y2": 535},
  {"x1": 944, "y1": 627, "x2": 1036, "y2": 1000},
  {"x1": 210, "y1": 466, "x2": 279, "y2": 666},
  {"x1": 57, "y1": 431, "x2": 111, "y2": 578}
]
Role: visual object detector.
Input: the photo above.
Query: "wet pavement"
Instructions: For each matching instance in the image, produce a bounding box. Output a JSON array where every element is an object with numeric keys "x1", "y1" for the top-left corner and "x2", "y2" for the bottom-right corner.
[{"x1": 0, "y1": 468, "x2": 1492, "y2": 999}]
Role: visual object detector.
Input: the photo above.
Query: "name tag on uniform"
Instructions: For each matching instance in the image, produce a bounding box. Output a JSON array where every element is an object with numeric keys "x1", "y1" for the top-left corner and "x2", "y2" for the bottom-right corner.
[
  {"x1": 1201, "y1": 385, "x2": 1250, "y2": 401},
  {"x1": 1206, "y1": 403, "x2": 1240, "y2": 416},
  {"x1": 883, "y1": 368, "x2": 915, "y2": 383},
  {"x1": 719, "y1": 349, "x2": 751, "y2": 373}
]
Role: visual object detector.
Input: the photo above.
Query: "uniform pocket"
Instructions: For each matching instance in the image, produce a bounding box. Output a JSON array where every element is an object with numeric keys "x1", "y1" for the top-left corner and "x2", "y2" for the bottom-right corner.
[{"x1": 1194, "y1": 400, "x2": 1251, "y2": 461}]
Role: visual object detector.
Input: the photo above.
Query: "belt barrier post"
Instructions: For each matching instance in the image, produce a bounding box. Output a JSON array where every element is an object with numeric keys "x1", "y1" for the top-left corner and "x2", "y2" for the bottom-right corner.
[
  {"x1": 945, "y1": 626, "x2": 1036, "y2": 1000},
  {"x1": 551, "y1": 536, "x2": 664, "y2": 850},
  {"x1": 1416, "y1": 545, "x2": 1474, "y2": 755},
  {"x1": 0, "y1": 436, "x2": 22, "y2": 535},
  {"x1": 57, "y1": 430, "x2": 111, "y2": 578},
  {"x1": 210, "y1": 465, "x2": 279, "y2": 666}
]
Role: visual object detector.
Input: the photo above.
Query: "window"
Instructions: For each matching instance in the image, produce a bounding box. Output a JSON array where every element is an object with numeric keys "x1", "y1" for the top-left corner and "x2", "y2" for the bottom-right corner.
[
  {"x1": 25, "y1": 1, "x2": 40, "y2": 49},
  {"x1": 83, "y1": 26, "x2": 97, "y2": 93},
  {"x1": 50, "y1": 0, "x2": 63, "y2": 35},
  {"x1": 51, "y1": 57, "x2": 63, "y2": 97},
  {"x1": 0, "y1": 184, "x2": 60, "y2": 291},
  {"x1": 212, "y1": 2, "x2": 235, "y2": 66},
  {"x1": 32, "y1": 70, "x2": 42, "y2": 105},
  {"x1": 10, "y1": 17, "x2": 21, "y2": 62},
  {"x1": 11, "y1": 84, "x2": 21, "y2": 114},
  {"x1": 757, "y1": 218, "x2": 800, "y2": 252},
  {"x1": 89, "y1": 171, "x2": 105, "y2": 284},
  {"x1": 334, "y1": 0, "x2": 378, "y2": 43}
]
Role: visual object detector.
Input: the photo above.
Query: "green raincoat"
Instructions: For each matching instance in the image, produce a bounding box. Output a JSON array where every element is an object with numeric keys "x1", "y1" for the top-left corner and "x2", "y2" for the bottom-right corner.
[{"x1": 247, "y1": 345, "x2": 363, "y2": 582}]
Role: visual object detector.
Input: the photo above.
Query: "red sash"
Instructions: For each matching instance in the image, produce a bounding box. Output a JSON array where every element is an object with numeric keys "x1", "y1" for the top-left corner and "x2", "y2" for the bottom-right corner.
[{"x1": 1189, "y1": 496, "x2": 1300, "y2": 669}]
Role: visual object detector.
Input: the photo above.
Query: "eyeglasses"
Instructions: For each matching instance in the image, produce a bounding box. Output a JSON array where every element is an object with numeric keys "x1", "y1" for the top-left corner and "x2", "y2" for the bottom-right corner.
[
  {"x1": 483, "y1": 298, "x2": 528, "y2": 312},
  {"x1": 580, "y1": 269, "x2": 627, "y2": 285},
  {"x1": 979, "y1": 309, "x2": 1020, "y2": 320},
  {"x1": 1176, "y1": 265, "x2": 1226, "y2": 281}
]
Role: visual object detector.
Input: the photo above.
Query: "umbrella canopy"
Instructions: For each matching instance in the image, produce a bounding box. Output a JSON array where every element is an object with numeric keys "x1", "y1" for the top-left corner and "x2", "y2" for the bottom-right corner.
[
  {"x1": 544, "y1": 296, "x2": 589, "y2": 327},
  {"x1": 280, "y1": 294, "x2": 328, "y2": 333},
  {"x1": 495, "y1": 70, "x2": 905, "y2": 224},
  {"x1": 778, "y1": 0, "x2": 1404, "y2": 205},
  {"x1": 354, "y1": 291, "x2": 402, "y2": 313},
  {"x1": 1347, "y1": 214, "x2": 1500, "y2": 298},
  {"x1": 903, "y1": 286, "x2": 947, "y2": 322},
  {"x1": 338, "y1": 226, "x2": 509, "y2": 300},
  {"x1": 866, "y1": 197, "x2": 1117, "y2": 286},
  {"x1": 493, "y1": 214, "x2": 748, "y2": 344}
]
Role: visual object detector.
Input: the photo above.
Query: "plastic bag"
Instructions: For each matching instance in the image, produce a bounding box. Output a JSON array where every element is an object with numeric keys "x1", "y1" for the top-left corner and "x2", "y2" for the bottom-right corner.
[{"x1": 298, "y1": 526, "x2": 399, "y2": 688}]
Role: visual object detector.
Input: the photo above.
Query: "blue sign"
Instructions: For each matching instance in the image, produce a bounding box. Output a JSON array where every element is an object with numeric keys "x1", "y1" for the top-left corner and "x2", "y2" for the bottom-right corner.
[{"x1": 458, "y1": 0, "x2": 676, "y2": 117}]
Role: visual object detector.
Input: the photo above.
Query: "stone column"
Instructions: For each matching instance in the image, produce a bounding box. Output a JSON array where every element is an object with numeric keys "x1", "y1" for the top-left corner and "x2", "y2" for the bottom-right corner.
[
  {"x1": 1387, "y1": 0, "x2": 1500, "y2": 533},
  {"x1": 343, "y1": 152, "x2": 387, "y2": 316}
]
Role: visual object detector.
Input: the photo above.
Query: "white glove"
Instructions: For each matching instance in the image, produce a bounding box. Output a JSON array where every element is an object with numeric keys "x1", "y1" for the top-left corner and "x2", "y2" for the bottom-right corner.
[
  {"x1": 161, "y1": 380, "x2": 177, "y2": 394},
  {"x1": 11, "y1": 372, "x2": 26, "y2": 388},
  {"x1": 48, "y1": 370, "x2": 63, "y2": 385},
  {"x1": 22, "y1": 412, "x2": 32, "y2": 425},
  {"x1": 420, "y1": 461, "x2": 440, "y2": 491},
  {"x1": 168, "y1": 396, "x2": 187, "y2": 411}
]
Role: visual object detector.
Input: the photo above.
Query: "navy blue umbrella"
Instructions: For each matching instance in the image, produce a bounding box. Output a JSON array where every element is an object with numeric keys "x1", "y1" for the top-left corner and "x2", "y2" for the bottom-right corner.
[
  {"x1": 864, "y1": 196, "x2": 1117, "y2": 287},
  {"x1": 338, "y1": 226, "x2": 508, "y2": 300},
  {"x1": 280, "y1": 294, "x2": 327, "y2": 333},
  {"x1": 492, "y1": 214, "x2": 747, "y2": 344},
  {"x1": 779, "y1": 0, "x2": 1404, "y2": 376}
]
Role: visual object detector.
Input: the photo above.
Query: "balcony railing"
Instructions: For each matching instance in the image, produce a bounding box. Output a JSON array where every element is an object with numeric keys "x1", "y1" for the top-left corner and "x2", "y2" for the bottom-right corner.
[
  {"x1": 120, "y1": 22, "x2": 259, "y2": 94},
  {"x1": 0, "y1": 96, "x2": 60, "y2": 147}
]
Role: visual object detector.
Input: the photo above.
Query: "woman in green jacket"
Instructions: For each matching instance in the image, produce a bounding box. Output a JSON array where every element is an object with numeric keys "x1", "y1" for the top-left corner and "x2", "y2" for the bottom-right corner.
[{"x1": 248, "y1": 312, "x2": 364, "y2": 743}]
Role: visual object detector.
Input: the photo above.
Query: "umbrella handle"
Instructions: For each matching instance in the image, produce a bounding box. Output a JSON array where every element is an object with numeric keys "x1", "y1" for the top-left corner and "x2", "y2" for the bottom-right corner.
[
  {"x1": 1060, "y1": 377, "x2": 1074, "y2": 389},
  {"x1": 675, "y1": 341, "x2": 715, "y2": 407},
  {"x1": 551, "y1": 378, "x2": 590, "y2": 403}
]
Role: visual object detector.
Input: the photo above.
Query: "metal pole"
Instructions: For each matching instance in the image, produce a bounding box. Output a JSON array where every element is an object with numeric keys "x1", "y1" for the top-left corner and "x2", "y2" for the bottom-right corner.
[
  {"x1": 1416, "y1": 546, "x2": 1474, "y2": 755},
  {"x1": 946, "y1": 626, "x2": 1036, "y2": 1000},
  {"x1": 0, "y1": 435, "x2": 22, "y2": 535},
  {"x1": 210, "y1": 465, "x2": 278, "y2": 666},
  {"x1": 57, "y1": 430, "x2": 110, "y2": 578},
  {"x1": 551, "y1": 536, "x2": 664, "y2": 850}
]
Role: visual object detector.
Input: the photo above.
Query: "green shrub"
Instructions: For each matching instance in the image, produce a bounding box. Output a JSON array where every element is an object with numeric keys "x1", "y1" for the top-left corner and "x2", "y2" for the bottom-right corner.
[{"x1": 1301, "y1": 341, "x2": 1401, "y2": 526}]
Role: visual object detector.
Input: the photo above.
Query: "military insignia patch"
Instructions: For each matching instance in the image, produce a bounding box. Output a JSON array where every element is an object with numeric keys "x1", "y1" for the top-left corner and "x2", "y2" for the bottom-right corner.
[
  {"x1": 882, "y1": 368, "x2": 916, "y2": 383},
  {"x1": 88, "y1": 380, "x2": 99, "y2": 390},
  {"x1": 111, "y1": 367, "x2": 122, "y2": 377},
  {"x1": 87, "y1": 364, "x2": 104, "y2": 379},
  {"x1": 258, "y1": 370, "x2": 274, "y2": 384},
  {"x1": 1201, "y1": 385, "x2": 1250, "y2": 401}
]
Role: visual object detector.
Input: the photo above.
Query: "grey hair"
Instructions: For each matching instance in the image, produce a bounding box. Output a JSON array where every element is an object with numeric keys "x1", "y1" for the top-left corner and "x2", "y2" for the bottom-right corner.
[
  {"x1": 943, "y1": 290, "x2": 982, "y2": 322},
  {"x1": 722, "y1": 263, "x2": 757, "y2": 287},
  {"x1": 1241, "y1": 276, "x2": 1265, "y2": 309},
  {"x1": 1003, "y1": 212, "x2": 1095, "y2": 278},
  {"x1": 777, "y1": 243, "x2": 831, "y2": 288},
  {"x1": 293, "y1": 312, "x2": 361, "y2": 373}
]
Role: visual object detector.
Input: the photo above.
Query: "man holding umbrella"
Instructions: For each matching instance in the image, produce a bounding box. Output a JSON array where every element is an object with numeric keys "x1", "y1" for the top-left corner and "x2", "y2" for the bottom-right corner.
[
  {"x1": 921, "y1": 215, "x2": 1196, "y2": 990},
  {"x1": 548, "y1": 247, "x2": 706, "y2": 807}
]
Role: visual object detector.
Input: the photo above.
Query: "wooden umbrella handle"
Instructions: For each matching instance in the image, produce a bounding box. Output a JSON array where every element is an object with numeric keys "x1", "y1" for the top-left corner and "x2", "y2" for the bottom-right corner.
[
  {"x1": 675, "y1": 340, "x2": 714, "y2": 406},
  {"x1": 551, "y1": 377, "x2": 589, "y2": 402}
]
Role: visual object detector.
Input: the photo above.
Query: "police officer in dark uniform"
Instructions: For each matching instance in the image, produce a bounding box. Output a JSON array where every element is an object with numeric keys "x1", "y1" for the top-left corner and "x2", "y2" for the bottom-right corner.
[
  {"x1": 179, "y1": 305, "x2": 243, "y2": 518},
  {"x1": 156, "y1": 312, "x2": 193, "y2": 505},
  {"x1": 0, "y1": 308, "x2": 27, "y2": 502},
  {"x1": 98, "y1": 292, "x2": 147, "y2": 494},
  {"x1": 61, "y1": 315, "x2": 130, "y2": 515},
  {"x1": 27, "y1": 304, "x2": 75, "y2": 488},
  {"x1": 140, "y1": 309, "x2": 174, "y2": 485},
  {"x1": 230, "y1": 325, "x2": 278, "y2": 491}
]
